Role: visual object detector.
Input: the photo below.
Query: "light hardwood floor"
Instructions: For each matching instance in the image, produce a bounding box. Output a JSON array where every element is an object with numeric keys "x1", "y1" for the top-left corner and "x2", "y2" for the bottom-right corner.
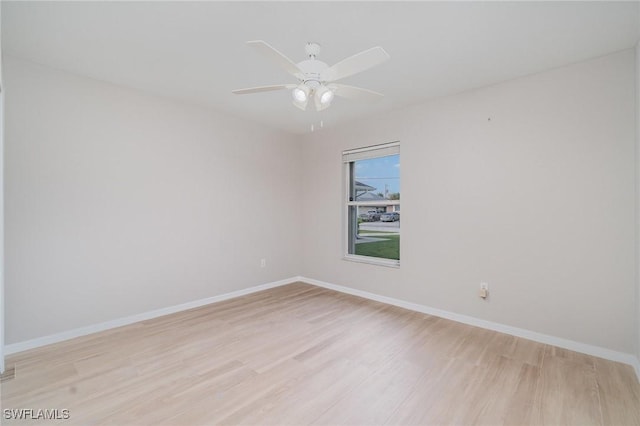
[{"x1": 2, "y1": 282, "x2": 639, "y2": 425}]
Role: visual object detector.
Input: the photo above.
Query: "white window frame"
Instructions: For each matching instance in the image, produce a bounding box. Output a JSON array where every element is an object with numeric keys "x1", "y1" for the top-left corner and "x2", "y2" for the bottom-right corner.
[{"x1": 343, "y1": 141, "x2": 400, "y2": 268}]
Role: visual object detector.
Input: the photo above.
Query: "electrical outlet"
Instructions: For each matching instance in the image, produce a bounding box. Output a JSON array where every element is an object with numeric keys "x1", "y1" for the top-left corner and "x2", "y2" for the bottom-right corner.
[{"x1": 260, "y1": 259, "x2": 266, "y2": 268}]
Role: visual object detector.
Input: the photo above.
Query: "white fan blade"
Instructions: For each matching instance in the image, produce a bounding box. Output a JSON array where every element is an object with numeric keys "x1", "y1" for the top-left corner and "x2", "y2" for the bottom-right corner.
[
  {"x1": 247, "y1": 40, "x2": 304, "y2": 79},
  {"x1": 331, "y1": 84, "x2": 384, "y2": 102},
  {"x1": 322, "y1": 47, "x2": 390, "y2": 82},
  {"x1": 232, "y1": 84, "x2": 295, "y2": 95}
]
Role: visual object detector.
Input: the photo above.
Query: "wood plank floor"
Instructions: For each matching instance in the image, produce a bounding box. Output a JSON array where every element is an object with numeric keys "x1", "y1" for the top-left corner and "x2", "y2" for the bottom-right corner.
[{"x1": 2, "y1": 282, "x2": 639, "y2": 425}]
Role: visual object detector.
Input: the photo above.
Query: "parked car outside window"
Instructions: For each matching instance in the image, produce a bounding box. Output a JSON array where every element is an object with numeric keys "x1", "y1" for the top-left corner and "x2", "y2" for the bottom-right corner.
[
  {"x1": 358, "y1": 211, "x2": 381, "y2": 222},
  {"x1": 380, "y1": 212, "x2": 400, "y2": 222}
]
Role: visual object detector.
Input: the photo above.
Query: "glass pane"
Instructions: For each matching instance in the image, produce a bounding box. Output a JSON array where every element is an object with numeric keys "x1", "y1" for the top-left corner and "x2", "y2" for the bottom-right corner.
[
  {"x1": 348, "y1": 154, "x2": 400, "y2": 261},
  {"x1": 353, "y1": 154, "x2": 400, "y2": 201}
]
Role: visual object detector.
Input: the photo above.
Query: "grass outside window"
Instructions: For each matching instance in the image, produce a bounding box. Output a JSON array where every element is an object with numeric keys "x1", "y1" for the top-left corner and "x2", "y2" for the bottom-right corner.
[{"x1": 354, "y1": 233, "x2": 399, "y2": 260}]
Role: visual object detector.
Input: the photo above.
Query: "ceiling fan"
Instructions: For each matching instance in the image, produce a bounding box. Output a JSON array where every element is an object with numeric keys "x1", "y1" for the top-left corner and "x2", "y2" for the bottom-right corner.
[{"x1": 232, "y1": 41, "x2": 390, "y2": 111}]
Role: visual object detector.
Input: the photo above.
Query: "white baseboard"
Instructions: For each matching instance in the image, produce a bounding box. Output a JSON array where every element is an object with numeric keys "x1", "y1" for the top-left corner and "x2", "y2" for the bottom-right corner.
[
  {"x1": 5, "y1": 277, "x2": 298, "y2": 355},
  {"x1": 299, "y1": 276, "x2": 640, "y2": 382}
]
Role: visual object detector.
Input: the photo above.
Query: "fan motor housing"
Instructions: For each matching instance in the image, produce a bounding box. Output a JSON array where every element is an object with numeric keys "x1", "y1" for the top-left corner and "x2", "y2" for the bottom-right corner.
[{"x1": 297, "y1": 59, "x2": 329, "y2": 85}]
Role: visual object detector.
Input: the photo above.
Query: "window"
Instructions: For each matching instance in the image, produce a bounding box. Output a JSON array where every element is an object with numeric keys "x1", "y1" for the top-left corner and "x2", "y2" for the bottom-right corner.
[{"x1": 343, "y1": 142, "x2": 400, "y2": 267}]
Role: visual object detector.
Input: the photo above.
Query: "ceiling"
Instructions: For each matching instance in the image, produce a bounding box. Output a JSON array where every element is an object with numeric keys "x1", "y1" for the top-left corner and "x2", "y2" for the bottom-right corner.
[{"x1": 3, "y1": 1, "x2": 639, "y2": 135}]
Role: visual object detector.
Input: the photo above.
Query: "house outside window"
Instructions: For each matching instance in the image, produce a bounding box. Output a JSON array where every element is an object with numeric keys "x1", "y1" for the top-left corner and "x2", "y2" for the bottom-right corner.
[{"x1": 343, "y1": 142, "x2": 400, "y2": 267}]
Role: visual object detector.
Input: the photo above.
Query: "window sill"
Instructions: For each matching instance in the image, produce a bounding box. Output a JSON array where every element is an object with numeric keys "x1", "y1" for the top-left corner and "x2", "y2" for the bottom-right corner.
[{"x1": 343, "y1": 254, "x2": 400, "y2": 268}]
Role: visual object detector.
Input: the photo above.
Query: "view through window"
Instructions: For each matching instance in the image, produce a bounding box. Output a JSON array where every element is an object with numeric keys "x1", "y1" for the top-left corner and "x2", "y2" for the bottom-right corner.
[{"x1": 344, "y1": 142, "x2": 400, "y2": 265}]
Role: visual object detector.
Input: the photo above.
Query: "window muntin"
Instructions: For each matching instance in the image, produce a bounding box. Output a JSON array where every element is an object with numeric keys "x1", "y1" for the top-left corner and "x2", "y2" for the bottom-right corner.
[{"x1": 344, "y1": 142, "x2": 400, "y2": 266}]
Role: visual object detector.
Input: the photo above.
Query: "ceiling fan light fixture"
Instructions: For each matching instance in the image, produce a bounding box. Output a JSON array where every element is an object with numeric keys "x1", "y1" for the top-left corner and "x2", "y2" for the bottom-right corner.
[
  {"x1": 292, "y1": 84, "x2": 310, "y2": 110},
  {"x1": 320, "y1": 89, "x2": 334, "y2": 105},
  {"x1": 314, "y1": 85, "x2": 334, "y2": 111},
  {"x1": 292, "y1": 86, "x2": 308, "y2": 102}
]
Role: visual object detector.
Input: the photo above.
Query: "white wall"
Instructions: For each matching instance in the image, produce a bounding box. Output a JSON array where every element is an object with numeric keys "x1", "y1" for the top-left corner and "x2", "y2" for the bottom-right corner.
[
  {"x1": 301, "y1": 49, "x2": 637, "y2": 354},
  {"x1": 4, "y1": 56, "x2": 302, "y2": 345},
  {"x1": 636, "y1": 41, "x2": 640, "y2": 364}
]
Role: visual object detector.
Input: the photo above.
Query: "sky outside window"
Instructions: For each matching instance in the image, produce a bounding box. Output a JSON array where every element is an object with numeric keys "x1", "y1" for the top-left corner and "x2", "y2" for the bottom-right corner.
[{"x1": 354, "y1": 154, "x2": 400, "y2": 196}]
